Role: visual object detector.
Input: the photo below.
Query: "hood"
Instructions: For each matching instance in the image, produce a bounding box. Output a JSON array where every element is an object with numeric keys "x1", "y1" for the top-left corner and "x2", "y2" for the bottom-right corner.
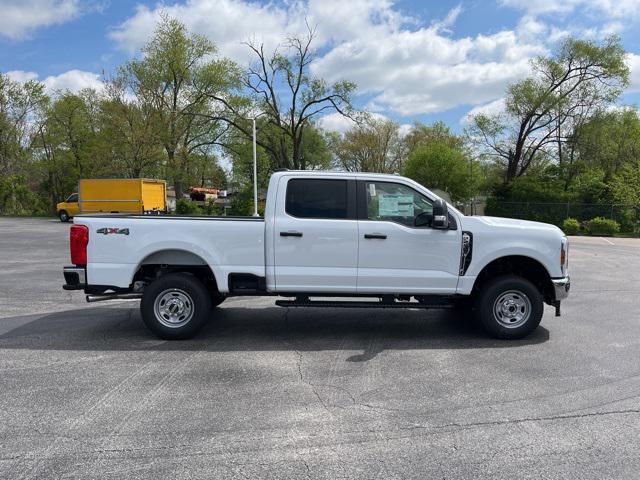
[{"x1": 461, "y1": 215, "x2": 564, "y2": 235}]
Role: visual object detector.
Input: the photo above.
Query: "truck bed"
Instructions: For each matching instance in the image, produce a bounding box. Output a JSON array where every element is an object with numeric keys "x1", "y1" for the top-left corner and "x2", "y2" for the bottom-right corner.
[{"x1": 74, "y1": 214, "x2": 266, "y2": 292}]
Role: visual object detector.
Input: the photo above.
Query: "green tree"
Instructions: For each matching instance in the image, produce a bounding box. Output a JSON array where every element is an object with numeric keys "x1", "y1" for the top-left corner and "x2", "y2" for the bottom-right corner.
[
  {"x1": 573, "y1": 108, "x2": 640, "y2": 183},
  {"x1": 202, "y1": 24, "x2": 357, "y2": 171},
  {"x1": 404, "y1": 121, "x2": 464, "y2": 156},
  {"x1": 299, "y1": 124, "x2": 333, "y2": 170},
  {"x1": 333, "y1": 118, "x2": 406, "y2": 173},
  {"x1": 186, "y1": 151, "x2": 227, "y2": 188},
  {"x1": 244, "y1": 25, "x2": 356, "y2": 170},
  {"x1": 468, "y1": 36, "x2": 629, "y2": 183},
  {"x1": 99, "y1": 79, "x2": 165, "y2": 178},
  {"x1": 403, "y1": 142, "x2": 478, "y2": 203},
  {"x1": 35, "y1": 90, "x2": 104, "y2": 208},
  {"x1": 122, "y1": 16, "x2": 241, "y2": 197},
  {"x1": 0, "y1": 73, "x2": 47, "y2": 175},
  {"x1": 0, "y1": 73, "x2": 48, "y2": 214}
]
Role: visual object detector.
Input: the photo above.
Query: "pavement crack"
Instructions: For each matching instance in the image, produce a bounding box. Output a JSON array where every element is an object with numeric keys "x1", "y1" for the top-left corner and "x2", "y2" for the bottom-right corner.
[
  {"x1": 404, "y1": 408, "x2": 640, "y2": 432},
  {"x1": 298, "y1": 453, "x2": 312, "y2": 480},
  {"x1": 282, "y1": 307, "x2": 334, "y2": 417}
]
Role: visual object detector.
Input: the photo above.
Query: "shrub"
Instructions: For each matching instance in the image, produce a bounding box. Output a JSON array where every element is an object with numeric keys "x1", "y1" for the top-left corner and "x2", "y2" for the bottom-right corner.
[
  {"x1": 227, "y1": 189, "x2": 253, "y2": 216},
  {"x1": 0, "y1": 175, "x2": 48, "y2": 216},
  {"x1": 586, "y1": 217, "x2": 619, "y2": 236},
  {"x1": 562, "y1": 218, "x2": 581, "y2": 235},
  {"x1": 201, "y1": 199, "x2": 222, "y2": 216},
  {"x1": 175, "y1": 198, "x2": 201, "y2": 215}
]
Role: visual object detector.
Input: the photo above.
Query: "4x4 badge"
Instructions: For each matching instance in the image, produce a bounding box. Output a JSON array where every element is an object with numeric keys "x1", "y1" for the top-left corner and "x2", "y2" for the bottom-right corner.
[{"x1": 96, "y1": 227, "x2": 129, "y2": 235}]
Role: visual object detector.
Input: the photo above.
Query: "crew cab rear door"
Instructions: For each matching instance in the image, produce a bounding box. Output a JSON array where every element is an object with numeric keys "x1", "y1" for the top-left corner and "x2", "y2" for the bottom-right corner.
[
  {"x1": 356, "y1": 180, "x2": 461, "y2": 294},
  {"x1": 272, "y1": 176, "x2": 358, "y2": 292}
]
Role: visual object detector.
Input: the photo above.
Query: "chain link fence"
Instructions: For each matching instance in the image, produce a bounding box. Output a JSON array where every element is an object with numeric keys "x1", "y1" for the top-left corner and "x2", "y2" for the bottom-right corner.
[{"x1": 484, "y1": 201, "x2": 640, "y2": 232}]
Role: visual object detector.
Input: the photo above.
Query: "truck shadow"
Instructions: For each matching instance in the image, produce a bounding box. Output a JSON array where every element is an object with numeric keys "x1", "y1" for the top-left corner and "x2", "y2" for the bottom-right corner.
[{"x1": 0, "y1": 303, "x2": 549, "y2": 360}]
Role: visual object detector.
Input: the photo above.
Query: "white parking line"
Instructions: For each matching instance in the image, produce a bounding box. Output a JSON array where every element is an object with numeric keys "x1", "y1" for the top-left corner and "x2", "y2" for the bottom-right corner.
[{"x1": 601, "y1": 237, "x2": 615, "y2": 245}]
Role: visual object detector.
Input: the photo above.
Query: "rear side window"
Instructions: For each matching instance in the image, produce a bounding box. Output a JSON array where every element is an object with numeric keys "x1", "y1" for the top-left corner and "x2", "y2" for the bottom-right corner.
[{"x1": 286, "y1": 179, "x2": 348, "y2": 219}]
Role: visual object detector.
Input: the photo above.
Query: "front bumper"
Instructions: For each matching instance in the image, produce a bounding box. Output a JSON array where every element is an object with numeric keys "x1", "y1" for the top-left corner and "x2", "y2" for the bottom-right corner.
[
  {"x1": 552, "y1": 276, "x2": 570, "y2": 301},
  {"x1": 63, "y1": 266, "x2": 86, "y2": 290}
]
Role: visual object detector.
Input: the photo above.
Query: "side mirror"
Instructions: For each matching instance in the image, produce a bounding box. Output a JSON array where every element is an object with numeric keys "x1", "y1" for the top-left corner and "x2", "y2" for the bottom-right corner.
[
  {"x1": 414, "y1": 211, "x2": 433, "y2": 228},
  {"x1": 432, "y1": 199, "x2": 449, "y2": 229}
]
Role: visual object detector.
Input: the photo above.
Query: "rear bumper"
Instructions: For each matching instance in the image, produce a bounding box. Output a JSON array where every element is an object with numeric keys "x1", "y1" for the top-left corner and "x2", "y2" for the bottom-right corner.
[
  {"x1": 551, "y1": 276, "x2": 570, "y2": 301},
  {"x1": 62, "y1": 266, "x2": 86, "y2": 290}
]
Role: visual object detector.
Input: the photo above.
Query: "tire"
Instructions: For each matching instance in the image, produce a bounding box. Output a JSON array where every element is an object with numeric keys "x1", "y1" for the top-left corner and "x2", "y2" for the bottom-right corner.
[
  {"x1": 140, "y1": 273, "x2": 212, "y2": 340},
  {"x1": 59, "y1": 210, "x2": 70, "y2": 222},
  {"x1": 474, "y1": 275, "x2": 543, "y2": 339},
  {"x1": 452, "y1": 296, "x2": 473, "y2": 311},
  {"x1": 211, "y1": 294, "x2": 226, "y2": 309}
]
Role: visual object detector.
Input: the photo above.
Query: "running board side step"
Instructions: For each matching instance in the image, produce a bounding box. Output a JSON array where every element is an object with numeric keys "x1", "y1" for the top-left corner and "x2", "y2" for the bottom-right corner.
[
  {"x1": 275, "y1": 299, "x2": 453, "y2": 309},
  {"x1": 86, "y1": 293, "x2": 142, "y2": 303}
]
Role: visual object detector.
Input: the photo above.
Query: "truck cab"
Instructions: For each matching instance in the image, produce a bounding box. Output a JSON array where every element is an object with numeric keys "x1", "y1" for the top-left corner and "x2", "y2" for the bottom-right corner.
[
  {"x1": 56, "y1": 193, "x2": 79, "y2": 222},
  {"x1": 62, "y1": 171, "x2": 570, "y2": 341}
]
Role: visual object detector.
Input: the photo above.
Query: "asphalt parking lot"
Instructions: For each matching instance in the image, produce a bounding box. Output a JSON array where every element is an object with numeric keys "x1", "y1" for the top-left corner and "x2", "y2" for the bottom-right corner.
[{"x1": 1, "y1": 217, "x2": 639, "y2": 479}]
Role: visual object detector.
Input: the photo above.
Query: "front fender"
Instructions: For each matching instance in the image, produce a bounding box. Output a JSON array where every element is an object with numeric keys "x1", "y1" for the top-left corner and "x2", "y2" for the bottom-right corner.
[{"x1": 467, "y1": 244, "x2": 560, "y2": 279}]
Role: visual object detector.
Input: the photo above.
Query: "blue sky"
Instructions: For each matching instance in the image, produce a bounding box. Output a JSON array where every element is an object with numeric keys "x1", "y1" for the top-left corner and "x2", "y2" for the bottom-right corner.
[{"x1": 2, "y1": 0, "x2": 639, "y2": 132}]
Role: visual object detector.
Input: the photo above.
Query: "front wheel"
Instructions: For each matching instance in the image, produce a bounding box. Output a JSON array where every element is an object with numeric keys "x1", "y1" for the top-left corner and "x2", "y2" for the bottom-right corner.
[
  {"x1": 140, "y1": 273, "x2": 211, "y2": 340},
  {"x1": 211, "y1": 294, "x2": 226, "y2": 309},
  {"x1": 59, "y1": 210, "x2": 70, "y2": 222},
  {"x1": 475, "y1": 275, "x2": 543, "y2": 339}
]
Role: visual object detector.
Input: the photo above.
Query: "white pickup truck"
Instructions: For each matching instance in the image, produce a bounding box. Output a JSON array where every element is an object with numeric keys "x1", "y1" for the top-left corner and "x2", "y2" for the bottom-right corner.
[{"x1": 63, "y1": 171, "x2": 570, "y2": 340}]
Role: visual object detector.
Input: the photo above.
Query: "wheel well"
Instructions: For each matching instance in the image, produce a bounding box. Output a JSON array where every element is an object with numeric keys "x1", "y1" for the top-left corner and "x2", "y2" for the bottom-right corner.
[
  {"x1": 472, "y1": 256, "x2": 554, "y2": 304},
  {"x1": 132, "y1": 250, "x2": 219, "y2": 294}
]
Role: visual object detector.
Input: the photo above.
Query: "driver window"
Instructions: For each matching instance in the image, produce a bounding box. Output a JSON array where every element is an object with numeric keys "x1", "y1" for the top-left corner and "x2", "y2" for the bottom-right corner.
[
  {"x1": 67, "y1": 194, "x2": 78, "y2": 203},
  {"x1": 365, "y1": 182, "x2": 433, "y2": 227}
]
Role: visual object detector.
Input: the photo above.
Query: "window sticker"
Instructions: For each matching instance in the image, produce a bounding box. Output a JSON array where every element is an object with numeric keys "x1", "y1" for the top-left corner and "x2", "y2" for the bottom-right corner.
[
  {"x1": 396, "y1": 195, "x2": 415, "y2": 216},
  {"x1": 369, "y1": 183, "x2": 376, "y2": 197},
  {"x1": 378, "y1": 194, "x2": 414, "y2": 217}
]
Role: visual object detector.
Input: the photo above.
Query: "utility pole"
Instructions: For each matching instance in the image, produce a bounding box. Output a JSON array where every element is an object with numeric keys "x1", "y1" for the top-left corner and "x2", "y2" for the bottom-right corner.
[{"x1": 252, "y1": 117, "x2": 259, "y2": 217}]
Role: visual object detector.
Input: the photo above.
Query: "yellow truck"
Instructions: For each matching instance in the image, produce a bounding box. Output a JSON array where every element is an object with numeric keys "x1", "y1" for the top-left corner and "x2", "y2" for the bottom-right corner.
[{"x1": 56, "y1": 179, "x2": 167, "y2": 222}]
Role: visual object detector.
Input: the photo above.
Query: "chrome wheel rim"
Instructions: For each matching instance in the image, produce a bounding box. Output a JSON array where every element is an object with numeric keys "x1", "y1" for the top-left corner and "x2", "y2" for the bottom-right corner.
[
  {"x1": 154, "y1": 288, "x2": 194, "y2": 328},
  {"x1": 493, "y1": 290, "x2": 531, "y2": 328}
]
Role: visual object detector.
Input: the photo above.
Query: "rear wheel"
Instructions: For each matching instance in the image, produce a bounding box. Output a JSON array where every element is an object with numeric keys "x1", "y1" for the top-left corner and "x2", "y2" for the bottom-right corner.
[
  {"x1": 59, "y1": 210, "x2": 70, "y2": 222},
  {"x1": 140, "y1": 273, "x2": 211, "y2": 340},
  {"x1": 475, "y1": 275, "x2": 543, "y2": 339}
]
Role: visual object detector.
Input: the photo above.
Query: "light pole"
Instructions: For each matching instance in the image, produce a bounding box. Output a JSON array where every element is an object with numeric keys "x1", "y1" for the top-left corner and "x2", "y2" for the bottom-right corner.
[
  {"x1": 252, "y1": 117, "x2": 258, "y2": 217},
  {"x1": 250, "y1": 112, "x2": 267, "y2": 217}
]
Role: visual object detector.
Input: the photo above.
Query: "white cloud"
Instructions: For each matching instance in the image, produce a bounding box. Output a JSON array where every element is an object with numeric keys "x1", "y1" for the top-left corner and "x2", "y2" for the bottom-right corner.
[
  {"x1": 627, "y1": 53, "x2": 640, "y2": 92},
  {"x1": 109, "y1": 0, "x2": 297, "y2": 62},
  {"x1": 112, "y1": 0, "x2": 543, "y2": 116},
  {"x1": 0, "y1": 0, "x2": 81, "y2": 40},
  {"x1": 6, "y1": 69, "x2": 104, "y2": 94},
  {"x1": 6, "y1": 70, "x2": 39, "y2": 82},
  {"x1": 461, "y1": 98, "x2": 506, "y2": 125},
  {"x1": 316, "y1": 112, "x2": 389, "y2": 133},
  {"x1": 398, "y1": 123, "x2": 413, "y2": 138},
  {"x1": 314, "y1": 26, "x2": 542, "y2": 115},
  {"x1": 500, "y1": 0, "x2": 640, "y2": 21},
  {"x1": 42, "y1": 70, "x2": 104, "y2": 93},
  {"x1": 317, "y1": 111, "x2": 411, "y2": 136},
  {"x1": 316, "y1": 113, "x2": 358, "y2": 133},
  {"x1": 109, "y1": 0, "x2": 640, "y2": 121}
]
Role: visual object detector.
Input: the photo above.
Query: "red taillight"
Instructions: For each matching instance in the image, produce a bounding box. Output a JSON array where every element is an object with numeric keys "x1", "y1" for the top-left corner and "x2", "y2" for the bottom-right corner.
[{"x1": 70, "y1": 224, "x2": 89, "y2": 265}]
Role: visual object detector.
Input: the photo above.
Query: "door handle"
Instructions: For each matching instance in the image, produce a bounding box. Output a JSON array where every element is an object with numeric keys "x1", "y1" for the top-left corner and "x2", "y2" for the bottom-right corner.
[
  {"x1": 280, "y1": 231, "x2": 303, "y2": 237},
  {"x1": 364, "y1": 233, "x2": 387, "y2": 239}
]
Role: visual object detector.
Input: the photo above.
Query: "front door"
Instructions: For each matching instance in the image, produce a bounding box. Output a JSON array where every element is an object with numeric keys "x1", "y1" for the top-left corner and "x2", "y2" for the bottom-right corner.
[
  {"x1": 357, "y1": 180, "x2": 461, "y2": 294},
  {"x1": 273, "y1": 177, "x2": 358, "y2": 292}
]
